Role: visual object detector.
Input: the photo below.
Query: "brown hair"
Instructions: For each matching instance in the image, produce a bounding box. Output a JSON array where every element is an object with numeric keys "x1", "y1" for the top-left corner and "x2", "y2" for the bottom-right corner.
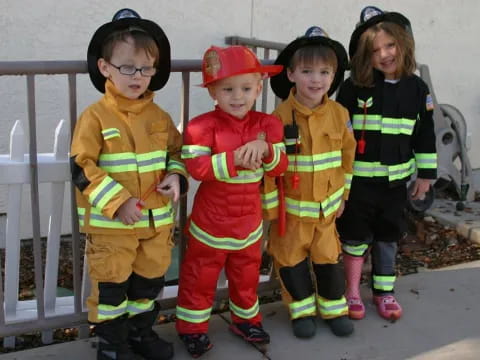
[
  {"x1": 101, "y1": 29, "x2": 160, "y2": 66},
  {"x1": 350, "y1": 22, "x2": 416, "y2": 87},
  {"x1": 289, "y1": 45, "x2": 338, "y2": 72}
]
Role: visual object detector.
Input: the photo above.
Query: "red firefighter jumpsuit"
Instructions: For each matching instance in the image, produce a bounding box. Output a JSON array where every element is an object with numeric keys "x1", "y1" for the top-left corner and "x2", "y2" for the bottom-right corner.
[{"x1": 176, "y1": 106, "x2": 288, "y2": 334}]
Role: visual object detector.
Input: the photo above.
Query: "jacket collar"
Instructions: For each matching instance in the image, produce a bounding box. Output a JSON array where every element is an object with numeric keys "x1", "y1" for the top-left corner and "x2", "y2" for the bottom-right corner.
[
  {"x1": 213, "y1": 105, "x2": 251, "y2": 123},
  {"x1": 103, "y1": 80, "x2": 154, "y2": 113},
  {"x1": 286, "y1": 88, "x2": 329, "y2": 117}
]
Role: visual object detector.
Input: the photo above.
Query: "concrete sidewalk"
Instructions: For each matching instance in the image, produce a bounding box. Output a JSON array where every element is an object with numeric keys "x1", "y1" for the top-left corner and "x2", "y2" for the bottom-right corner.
[{"x1": 2, "y1": 259, "x2": 479, "y2": 360}]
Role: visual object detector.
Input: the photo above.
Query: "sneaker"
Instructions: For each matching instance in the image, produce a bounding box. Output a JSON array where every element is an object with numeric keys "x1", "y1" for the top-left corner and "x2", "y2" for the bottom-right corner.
[
  {"x1": 373, "y1": 294, "x2": 403, "y2": 320},
  {"x1": 179, "y1": 333, "x2": 213, "y2": 358},
  {"x1": 346, "y1": 296, "x2": 365, "y2": 320},
  {"x1": 325, "y1": 315, "x2": 354, "y2": 337},
  {"x1": 291, "y1": 316, "x2": 316, "y2": 338},
  {"x1": 229, "y1": 322, "x2": 270, "y2": 344}
]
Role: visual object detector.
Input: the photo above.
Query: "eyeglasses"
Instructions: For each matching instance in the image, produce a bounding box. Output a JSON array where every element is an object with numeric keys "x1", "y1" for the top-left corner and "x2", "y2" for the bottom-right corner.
[{"x1": 108, "y1": 62, "x2": 157, "y2": 77}]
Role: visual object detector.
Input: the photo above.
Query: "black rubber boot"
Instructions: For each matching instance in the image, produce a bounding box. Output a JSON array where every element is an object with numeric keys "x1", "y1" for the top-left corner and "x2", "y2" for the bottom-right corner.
[
  {"x1": 325, "y1": 315, "x2": 354, "y2": 337},
  {"x1": 128, "y1": 303, "x2": 174, "y2": 360},
  {"x1": 94, "y1": 315, "x2": 136, "y2": 360},
  {"x1": 291, "y1": 316, "x2": 316, "y2": 338}
]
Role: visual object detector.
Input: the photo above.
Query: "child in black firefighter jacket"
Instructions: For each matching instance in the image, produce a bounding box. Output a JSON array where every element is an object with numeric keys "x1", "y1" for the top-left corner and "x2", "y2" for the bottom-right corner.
[{"x1": 336, "y1": 6, "x2": 437, "y2": 321}]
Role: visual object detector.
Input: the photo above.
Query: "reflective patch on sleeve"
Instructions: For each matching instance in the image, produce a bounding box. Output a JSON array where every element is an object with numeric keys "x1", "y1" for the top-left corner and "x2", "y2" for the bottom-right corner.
[
  {"x1": 346, "y1": 119, "x2": 353, "y2": 132},
  {"x1": 426, "y1": 94, "x2": 434, "y2": 111}
]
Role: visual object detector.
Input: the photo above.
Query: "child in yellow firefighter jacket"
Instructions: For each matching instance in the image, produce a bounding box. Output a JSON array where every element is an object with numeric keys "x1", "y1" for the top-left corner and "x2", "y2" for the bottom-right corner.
[
  {"x1": 70, "y1": 9, "x2": 186, "y2": 360},
  {"x1": 266, "y1": 27, "x2": 357, "y2": 339}
]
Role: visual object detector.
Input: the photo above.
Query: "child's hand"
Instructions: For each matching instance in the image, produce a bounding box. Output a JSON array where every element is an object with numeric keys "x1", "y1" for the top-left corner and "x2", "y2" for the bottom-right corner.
[
  {"x1": 236, "y1": 140, "x2": 269, "y2": 170},
  {"x1": 116, "y1": 198, "x2": 144, "y2": 225},
  {"x1": 157, "y1": 174, "x2": 180, "y2": 202},
  {"x1": 234, "y1": 149, "x2": 261, "y2": 170},
  {"x1": 336, "y1": 200, "x2": 345, "y2": 218},
  {"x1": 410, "y1": 178, "x2": 431, "y2": 200}
]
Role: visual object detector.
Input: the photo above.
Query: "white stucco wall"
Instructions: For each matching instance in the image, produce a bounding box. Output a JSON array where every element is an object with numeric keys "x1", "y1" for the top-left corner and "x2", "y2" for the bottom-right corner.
[{"x1": 0, "y1": 0, "x2": 479, "y2": 238}]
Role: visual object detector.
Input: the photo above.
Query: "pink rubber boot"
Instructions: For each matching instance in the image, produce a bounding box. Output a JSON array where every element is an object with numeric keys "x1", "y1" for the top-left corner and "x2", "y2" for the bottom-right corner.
[
  {"x1": 373, "y1": 294, "x2": 403, "y2": 320},
  {"x1": 343, "y1": 254, "x2": 365, "y2": 320}
]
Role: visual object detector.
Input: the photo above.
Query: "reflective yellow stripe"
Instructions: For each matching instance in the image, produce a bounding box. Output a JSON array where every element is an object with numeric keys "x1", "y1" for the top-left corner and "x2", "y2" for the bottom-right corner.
[
  {"x1": 286, "y1": 197, "x2": 321, "y2": 218},
  {"x1": 181, "y1": 145, "x2": 211, "y2": 159},
  {"x1": 88, "y1": 204, "x2": 173, "y2": 229},
  {"x1": 101, "y1": 128, "x2": 120, "y2": 140},
  {"x1": 373, "y1": 275, "x2": 396, "y2": 291},
  {"x1": 345, "y1": 173, "x2": 353, "y2": 190},
  {"x1": 136, "y1": 150, "x2": 167, "y2": 173},
  {"x1": 353, "y1": 161, "x2": 388, "y2": 177},
  {"x1": 99, "y1": 152, "x2": 138, "y2": 173},
  {"x1": 167, "y1": 159, "x2": 186, "y2": 174},
  {"x1": 286, "y1": 188, "x2": 344, "y2": 219},
  {"x1": 317, "y1": 296, "x2": 348, "y2": 318},
  {"x1": 98, "y1": 299, "x2": 128, "y2": 320},
  {"x1": 190, "y1": 220, "x2": 262, "y2": 250},
  {"x1": 321, "y1": 187, "x2": 344, "y2": 217},
  {"x1": 152, "y1": 204, "x2": 174, "y2": 227},
  {"x1": 342, "y1": 243, "x2": 369, "y2": 257},
  {"x1": 89, "y1": 207, "x2": 149, "y2": 229},
  {"x1": 289, "y1": 294, "x2": 316, "y2": 319},
  {"x1": 212, "y1": 153, "x2": 229, "y2": 180},
  {"x1": 285, "y1": 138, "x2": 298, "y2": 146},
  {"x1": 264, "y1": 142, "x2": 285, "y2": 172},
  {"x1": 415, "y1": 153, "x2": 437, "y2": 169},
  {"x1": 287, "y1": 151, "x2": 341, "y2": 172},
  {"x1": 99, "y1": 151, "x2": 167, "y2": 174},
  {"x1": 126, "y1": 299, "x2": 154, "y2": 316},
  {"x1": 77, "y1": 207, "x2": 85, "y2": 226},
  {"x1": 222, "y1": 168, "x2": 264, "y2": 184},
  {"x1": 89, "y1": 177, "x2": 123, "y2": 210},
  {"x1": 261, "y1": 189, "x2": 279, "y2": 210},
  {"x1": 388, "y1": 158, "x2": 416, "y2": 181},
  {"x1": 352, "y1": 114, "x2": 382, "y2": 130},
  {"x1": 382, "y1": 117, "x2": 416, "y2": 135},
  {"x1": 176, "y1": 305, "x2": 212, "y2": 323},
  {"x1": 353, "y1": 159, "x2": 416, "y2": 182},
  {"x1": 229, "y1": 299, "x2": 259, "y2": 319}
]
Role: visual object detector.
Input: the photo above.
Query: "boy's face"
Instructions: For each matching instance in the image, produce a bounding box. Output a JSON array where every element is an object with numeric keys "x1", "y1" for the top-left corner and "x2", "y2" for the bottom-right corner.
[
  {"x1": 208, "y1": 73, "x2": 262, "y2": 119},
  {"x1": 287, "y1": 59, "x2": 335, "y2": 109},
  {"x1": 371, "y1": 29, "x2": 398, "y2": 80},
  {"x1": 98, "y1": 37, "x2": 156, "y2": 99}
]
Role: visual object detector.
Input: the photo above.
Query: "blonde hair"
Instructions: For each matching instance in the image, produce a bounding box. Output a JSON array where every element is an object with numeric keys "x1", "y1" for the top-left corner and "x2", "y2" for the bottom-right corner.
[{"x1": 350, "y1": 22, "x2": 415, "y2": 87}]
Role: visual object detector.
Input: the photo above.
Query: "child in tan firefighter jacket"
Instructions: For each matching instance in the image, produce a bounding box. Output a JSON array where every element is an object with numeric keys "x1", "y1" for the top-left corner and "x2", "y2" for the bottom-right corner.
[
  {"x1": 70, "y1": 8, "x2": 187, "y2": 360},
  {"x1": 265, "y1": 27, "x2": 357, "y2": 339},
  {"x1": 336, "y1": 7, "x2": 437, "y2": 322}
]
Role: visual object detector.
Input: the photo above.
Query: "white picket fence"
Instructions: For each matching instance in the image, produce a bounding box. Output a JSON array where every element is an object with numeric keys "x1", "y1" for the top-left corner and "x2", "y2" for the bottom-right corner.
[{"x1": 0, "y1": 118, "x2": 274, "y2": 347}]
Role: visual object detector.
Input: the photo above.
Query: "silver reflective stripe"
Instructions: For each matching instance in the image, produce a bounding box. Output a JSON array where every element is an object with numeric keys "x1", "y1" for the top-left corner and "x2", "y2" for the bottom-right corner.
[{"x1": 91, "y1": 181, "x2": 118, "y2": 208}]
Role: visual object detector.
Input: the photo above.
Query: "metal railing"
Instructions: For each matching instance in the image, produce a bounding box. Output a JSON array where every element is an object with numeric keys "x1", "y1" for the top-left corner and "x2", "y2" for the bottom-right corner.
[{"x1": 0, "y1": 58, "x2": 279, "y2": 342}]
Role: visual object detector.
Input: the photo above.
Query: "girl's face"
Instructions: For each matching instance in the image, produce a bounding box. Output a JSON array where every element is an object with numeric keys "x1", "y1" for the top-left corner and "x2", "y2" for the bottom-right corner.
[
  {"x1": 287, "y1": 59, "x2": 335, "y2": 109},
  {"x1": 371, "y1": 29, "x2": 398, "y2": 80}
]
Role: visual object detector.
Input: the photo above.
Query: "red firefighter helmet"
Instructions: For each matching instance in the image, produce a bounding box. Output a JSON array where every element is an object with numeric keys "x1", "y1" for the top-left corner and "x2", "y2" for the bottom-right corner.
[{"x1": 200, "y1": 45, "x2": 283, "y2": 87}]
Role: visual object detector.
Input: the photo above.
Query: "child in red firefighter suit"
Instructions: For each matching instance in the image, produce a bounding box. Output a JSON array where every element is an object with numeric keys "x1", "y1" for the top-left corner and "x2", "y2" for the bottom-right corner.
[
  {"x1": 265, "y1": 27, "x2": 357, "y2": 339},
  {"x1": 70, "y1": 8, "x2": 187, "y2": 360},
  {"x1": 175, "y1": 45, "x2": 288, "y2": 357},
  {"x1": 336, "y1": 6, "x2": 437, "y2": 321}
]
